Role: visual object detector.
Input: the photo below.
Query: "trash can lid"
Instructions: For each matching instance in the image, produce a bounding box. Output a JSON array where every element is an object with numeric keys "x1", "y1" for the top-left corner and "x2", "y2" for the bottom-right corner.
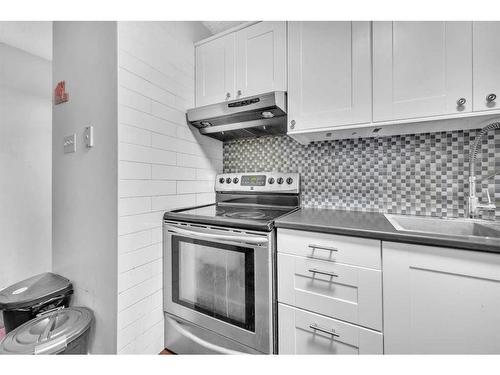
[
  {"x1": 0, "y1": 273, "x2": 73, "y2": 310},
  {"x1": 0, "y1": 307, "x2": 93, "y2": 355}
]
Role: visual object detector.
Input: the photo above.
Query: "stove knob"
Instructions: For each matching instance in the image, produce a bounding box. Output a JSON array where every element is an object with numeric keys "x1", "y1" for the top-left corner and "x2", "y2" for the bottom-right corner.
[
  {"x1": 233, "y1": 177, "x2": 239, "y2": 184},
  {"x1": 286, "y1": 177, "x2": 294, "y2": 185},
  {"x1": 277, "y1": 177, "x2": 284, "y2": 185},
  {"x1": 268, "y1": 177, "x2": 275, "y2": 184},
  {"x1": 219, "y1": 177, "x2": 225, "y2": 184},
  {"x1": 226, "y1": 177, "x2": 232, "y2": 184}
]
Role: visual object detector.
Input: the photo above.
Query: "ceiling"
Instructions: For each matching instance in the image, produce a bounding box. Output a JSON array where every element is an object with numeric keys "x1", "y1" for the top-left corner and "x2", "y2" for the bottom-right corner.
[
  {"x1": 0, "y1": 21, "x2": 52, "y2": 61},
  {"x1": 201, "y1": 21, "x2": 247, "y2": 35},
  {"x1": 0, "y1": 21, "x2": 246, "y2": 60}
]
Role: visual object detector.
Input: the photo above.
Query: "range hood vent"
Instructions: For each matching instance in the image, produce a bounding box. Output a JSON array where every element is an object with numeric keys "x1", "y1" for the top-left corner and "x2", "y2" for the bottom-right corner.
[{"x1": 186, "y1": 91, "x2": 287, "y2": 142}]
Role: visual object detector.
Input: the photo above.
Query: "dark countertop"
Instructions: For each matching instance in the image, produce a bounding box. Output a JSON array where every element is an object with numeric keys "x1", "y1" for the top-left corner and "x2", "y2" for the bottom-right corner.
[{"x1": 275, "y1": 208, "x2": 500, "y2": 254}]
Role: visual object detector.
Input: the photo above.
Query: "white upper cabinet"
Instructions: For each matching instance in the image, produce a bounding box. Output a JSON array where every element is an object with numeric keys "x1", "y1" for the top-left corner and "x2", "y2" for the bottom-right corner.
[
  {"x1": 383, "y1": 242, "x2": 500, "y2": 354},
  {"x1": 235, "y1": 21, "x2": 287, "y2": 98},
  {"x1": 373, "y1": 21, "x2": 473, "y2": 122},
  {"x1": 195, "y1": 22, "x2": 286, "y2": 107},
  {"x1": 194, "y1": 21, "x2": 500, "y2": 141},
  {"x1": 287, "y1": 22, "x2": 372, "y2": 132},
  {"x1": 473, "y1": 22, "x2": 500, "y2": 112},
  {"x1": 195, "y1": 33, "x2": 235, "y2": 107}
]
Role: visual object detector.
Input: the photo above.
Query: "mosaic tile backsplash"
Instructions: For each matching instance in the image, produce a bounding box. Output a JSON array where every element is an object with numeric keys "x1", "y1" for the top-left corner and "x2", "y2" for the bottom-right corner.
[{"x1": 223, "y1": 129, "x2": 500, "y2": 219}]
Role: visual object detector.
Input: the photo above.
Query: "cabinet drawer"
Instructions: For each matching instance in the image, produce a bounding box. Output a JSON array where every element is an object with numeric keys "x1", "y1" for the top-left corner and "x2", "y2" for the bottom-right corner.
[
  {"x1": 278, "y1": 304, "x2": 383, "y2": 354},
  {"x1": 278, "y1": 253, "x2": 382, "y2": 331},
  {"x1": 277, "y1": 228, "x2": 381, "y2": 269}
]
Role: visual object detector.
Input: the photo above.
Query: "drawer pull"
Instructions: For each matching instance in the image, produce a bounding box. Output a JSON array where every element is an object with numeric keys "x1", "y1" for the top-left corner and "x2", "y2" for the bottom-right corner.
[
  {"x1": 309, "y1": 323, "x2": 340, "y2": 338},
  {"x1": 308, "y1": 268, "x2": 338, "y2": 278},
  {"x1": 308, "y1": 244, "x2": 339, "y2": 252}
]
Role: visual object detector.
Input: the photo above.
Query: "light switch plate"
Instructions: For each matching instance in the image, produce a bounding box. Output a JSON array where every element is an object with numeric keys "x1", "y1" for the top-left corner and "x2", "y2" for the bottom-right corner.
[
  {"x1": 64, "y1": 134, "x2": 76, "y2": 153},
  {"x1": 84, "y1": 125, "x2": 94, "y2": 148}
]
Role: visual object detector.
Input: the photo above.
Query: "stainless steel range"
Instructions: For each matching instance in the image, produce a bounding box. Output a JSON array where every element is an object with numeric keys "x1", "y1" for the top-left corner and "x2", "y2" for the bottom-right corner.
[{"x1": 163, "y1": 172, "x2": 300, "y2": 354}]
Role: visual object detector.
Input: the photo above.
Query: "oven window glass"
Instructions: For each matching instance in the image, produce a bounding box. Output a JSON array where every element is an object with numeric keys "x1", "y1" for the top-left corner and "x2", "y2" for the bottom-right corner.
[{"x1": 172, "y1": 236, "x2": 255, "y2": 332}]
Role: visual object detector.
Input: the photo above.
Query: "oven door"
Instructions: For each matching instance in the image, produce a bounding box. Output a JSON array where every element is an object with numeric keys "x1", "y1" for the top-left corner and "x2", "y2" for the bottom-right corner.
[{"x1": 163, "y1": 222, "x2": 273, "y2": 354}]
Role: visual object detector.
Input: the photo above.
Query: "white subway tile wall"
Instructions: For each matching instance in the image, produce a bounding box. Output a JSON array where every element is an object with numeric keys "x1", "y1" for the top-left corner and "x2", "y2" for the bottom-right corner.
[{"x1": 117, "y1": 22, "x2": 220, "y2": 354}]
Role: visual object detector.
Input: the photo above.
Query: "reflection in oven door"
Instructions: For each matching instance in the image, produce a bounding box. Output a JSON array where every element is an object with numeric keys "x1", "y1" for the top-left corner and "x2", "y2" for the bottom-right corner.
[{"x1": 175, "y1": 238, "x2": 254, "y2": 330}]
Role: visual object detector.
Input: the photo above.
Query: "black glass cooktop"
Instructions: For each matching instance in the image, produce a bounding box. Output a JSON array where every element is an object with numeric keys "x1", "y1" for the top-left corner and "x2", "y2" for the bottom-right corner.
[{"x1": 164, "y1": 204, "x2": 297, "y2": 232}]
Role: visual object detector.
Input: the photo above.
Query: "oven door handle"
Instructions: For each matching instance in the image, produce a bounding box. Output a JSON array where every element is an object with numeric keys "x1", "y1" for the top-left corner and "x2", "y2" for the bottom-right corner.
[{"x1": 165, "y1": 224, "x2": 269, "y2": 245}]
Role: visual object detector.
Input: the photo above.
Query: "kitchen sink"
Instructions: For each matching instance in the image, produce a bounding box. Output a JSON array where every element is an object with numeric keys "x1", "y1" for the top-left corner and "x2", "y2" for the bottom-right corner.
[{"x1": 385, "y1": 214, "x2": 500, "y2": 239}]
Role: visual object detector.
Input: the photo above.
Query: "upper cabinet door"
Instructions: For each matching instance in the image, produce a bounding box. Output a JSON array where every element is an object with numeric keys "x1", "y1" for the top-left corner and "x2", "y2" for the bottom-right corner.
[
  {"x1": 473, "y1": 22, "x2": 500, "y2": 112},
  {"x1": 235, "y1": 21, "x2": 287, "y2": 99},
  {"x1": 287, "y1": 22, "x2": 372, "y2": 132},
  {"x1": 373, "y1": 22, "x2": 472, "y2": 122},
  {"x1": 195, "y1": 33, "x2": 235, "y2": 107}
]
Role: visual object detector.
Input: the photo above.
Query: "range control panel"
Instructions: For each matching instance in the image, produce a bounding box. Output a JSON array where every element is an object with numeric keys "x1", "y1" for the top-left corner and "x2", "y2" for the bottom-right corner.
[{"x1": 215, "y1": 172, "x2": 300, "y2": 193}]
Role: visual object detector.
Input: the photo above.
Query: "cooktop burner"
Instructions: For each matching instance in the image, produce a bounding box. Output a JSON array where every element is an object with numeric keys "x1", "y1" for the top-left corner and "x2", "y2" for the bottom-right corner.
[{"x1": 223, "y1": 210, "x2": 267, "y2": 220}]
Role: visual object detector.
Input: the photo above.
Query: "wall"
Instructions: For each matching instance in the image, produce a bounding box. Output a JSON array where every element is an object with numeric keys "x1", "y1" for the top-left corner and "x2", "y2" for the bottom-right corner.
[
  {"x1": 52, "y1": 21, "x2": 118, "y2": 354},
  {"x1": 224, "y1": 127, "x2": 500, "y2": 219},
  {"x1": 117, "y1": 21, "x2": 221, "y2": 354},
  {"x1": 0, "y1": 22, "x2": 52, "y2": 61},
  {"x1": 0, "y1": 43, "x2": 52, "y2": 292}
]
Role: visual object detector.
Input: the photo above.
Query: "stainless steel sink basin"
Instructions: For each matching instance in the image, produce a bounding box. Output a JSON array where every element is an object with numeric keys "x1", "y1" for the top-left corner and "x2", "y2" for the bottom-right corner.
[{"x1": 385, "y1": 214, "x2": 500, "y2": 239}]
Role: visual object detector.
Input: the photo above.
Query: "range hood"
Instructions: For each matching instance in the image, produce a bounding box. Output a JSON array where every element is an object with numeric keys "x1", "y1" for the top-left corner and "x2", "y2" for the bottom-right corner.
[{"x1": 186, "y1": 91, "x2": 287, "y2": 142}]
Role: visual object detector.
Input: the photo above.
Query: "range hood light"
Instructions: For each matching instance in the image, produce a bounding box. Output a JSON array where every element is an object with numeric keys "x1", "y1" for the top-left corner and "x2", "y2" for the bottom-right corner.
[
  {"x1": 261, "y1": 111, "x2": 274, "y2": 118},
  {"x1": 200, "y1": 121, "x2": 212, "y2": 127}
]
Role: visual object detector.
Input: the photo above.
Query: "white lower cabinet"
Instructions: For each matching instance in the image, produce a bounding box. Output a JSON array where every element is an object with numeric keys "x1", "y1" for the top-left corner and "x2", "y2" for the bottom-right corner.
[
  {"x1": 278, "y1": 304, "x2": 383, "y2": 354},
  {"x1": 277, "y1": 228, "x2": 383, "y2": 354},
  {"x1": 278, "y1": 228, "x2": 500, "y2": 354},
  {"x1": 277, "y1": 228, "x2": 381, "y2": 269},
  {"x1": 278, "y1": 253, "x2": 382, "y2": 331},
  {"x1": 383, "y1": 242, "x2": 500, "y2": 354}
]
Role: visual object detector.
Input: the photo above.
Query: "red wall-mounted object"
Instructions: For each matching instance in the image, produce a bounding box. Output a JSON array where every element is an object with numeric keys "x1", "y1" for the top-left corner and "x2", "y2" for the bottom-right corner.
[{"x1": 54, "y1": 81, "x2": 69, "y2": 105}]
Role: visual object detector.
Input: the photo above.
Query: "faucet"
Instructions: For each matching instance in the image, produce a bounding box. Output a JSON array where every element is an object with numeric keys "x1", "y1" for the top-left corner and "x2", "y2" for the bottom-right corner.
[{"x1": 467, "y1": 121, "x2": 500, "y2": 219}]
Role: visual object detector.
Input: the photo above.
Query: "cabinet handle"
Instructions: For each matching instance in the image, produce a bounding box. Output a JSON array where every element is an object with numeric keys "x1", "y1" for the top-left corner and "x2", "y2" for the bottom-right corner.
[
  {"x1": 237, "y1": 90, "x2": 242, "y2": 97},
  {"x1": 309, "y1": 323, "x2": 340, "y2": 338},
  {"x1": 308, "y1": 244, "x2": 339, "y2": 252},
  {"x1": 308, "y1": 268, "x2": 338, "y2": 278},
  {"x1": 456, "y1": 98, "x2": 466, "y2": 107},
  {"x1": 225, "y1": 92, "x2": 231, "y2": 100},
  {"x1": 486, "y1": 93, "x2": 497, "y2": 103}
]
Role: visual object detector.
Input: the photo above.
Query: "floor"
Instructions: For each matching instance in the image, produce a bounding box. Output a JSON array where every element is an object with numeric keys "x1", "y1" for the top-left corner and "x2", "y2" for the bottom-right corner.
[{"x1": 159, "y1": 349, "x2": 175, "y2": 355}]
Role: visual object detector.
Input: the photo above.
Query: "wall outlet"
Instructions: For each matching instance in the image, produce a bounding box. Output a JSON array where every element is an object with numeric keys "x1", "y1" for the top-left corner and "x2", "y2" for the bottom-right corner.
[{"x1": 64, "y1": 134, "x2": 76, "y2": 153}]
